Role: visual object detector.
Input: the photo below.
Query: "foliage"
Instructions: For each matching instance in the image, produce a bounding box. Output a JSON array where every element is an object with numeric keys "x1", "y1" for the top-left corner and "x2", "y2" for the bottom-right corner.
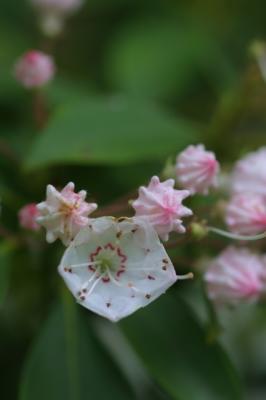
[{"x1": 1, "y1": 0, "x2": 266, "y2": 399}]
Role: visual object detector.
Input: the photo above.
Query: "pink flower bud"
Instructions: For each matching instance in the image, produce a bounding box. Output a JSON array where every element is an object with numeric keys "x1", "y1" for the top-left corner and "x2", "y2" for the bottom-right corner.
[
  {"x1": 204, "y1": 246, "x2": 265, "y2": 306},
  {"x1": 18, "y1": 203, "x2": 41, "y2": 231},
  {"x1": 31, "y1": 0, "x2": 83, "y2": 14},
  {"x1": 231, "y1": 147, "x2": 266, "y2": 199},
  {"x1": 176, "y1": 144, "x2": 219, "y2": 195},
  {"x1": 226, "y1": 193, "x2": 266, "y2": 235},
  {"x1": 132, "y1": 176, "x2": 192, "y2": 241},
  {"x1": 37, "y1": 182, "x2": 98, "y2": 246},
  {"x1": 14, "y1": 51, "x2": 55, "y2": 89}
]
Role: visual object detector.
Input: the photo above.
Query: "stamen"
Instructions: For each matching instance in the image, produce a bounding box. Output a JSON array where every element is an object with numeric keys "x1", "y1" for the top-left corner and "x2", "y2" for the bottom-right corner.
[
  {"x1": 207, "y1": 226, "x2": 266, "y2": 241},
  {"x1": 176, "y1": 272, "x2": 194, "y2": 280},
  {"x1": 79, "y1": 266, "x2": 102, "y2": 292},
  {"x1": 107, "y1": 270, "x2": 123, "y2": 287},
  {"x1": 82, "y1": 274, "x2": 103, "y2": 298},
  {"x1": 69, "y1": 261, "x2": 101, "y2": 269}
]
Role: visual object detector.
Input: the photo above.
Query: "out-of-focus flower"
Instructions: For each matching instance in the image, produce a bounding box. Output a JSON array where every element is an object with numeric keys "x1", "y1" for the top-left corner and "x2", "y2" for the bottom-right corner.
[
  {"x1": 176, "y1": 144, "x2": 219, "y2": 195},
  {"x1": 226, "y1": 193, "x2": 266, "y2": 235},
  {"x1": 30, "y1": 0, "x2": 83, "y2": 36},
  {"x1": 132, "y1": 176, "x2": 192, "y2": 241},
  {"x1": 18, "y1": 203, "x2": 40, "y2": 231},
  {"x1": 250, "y1": 40, "x2": 266, "y2": 81},
  {"x1": 58, "y1": 217, "x2": 185, "y2": 321},
  {"x1": 231, "y1": 147, "x2": 266, "y2": 198},
  {"x1": 204, "y1": 246, "x2": 265, "y2": 306},
  {"x1": 37, "y1": 182, "x2": 97, "y2": 246},
  {"x1": 31, "y1": 0, "x2": 83, "y2": 14},
  {"x1": 14, "y1": 51, "x2": 55, "y2": 89}
]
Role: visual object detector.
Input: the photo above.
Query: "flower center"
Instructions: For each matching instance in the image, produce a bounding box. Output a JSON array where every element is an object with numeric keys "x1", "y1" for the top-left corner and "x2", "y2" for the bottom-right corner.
[{"x1": 89, "y1": 243, "x2": 127, "y2": 283}]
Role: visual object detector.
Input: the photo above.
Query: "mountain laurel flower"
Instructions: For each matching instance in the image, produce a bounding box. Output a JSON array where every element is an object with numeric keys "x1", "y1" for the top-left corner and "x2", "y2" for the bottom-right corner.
[
  {"x1": 132, "y1": 176, "x2": 192, "y2": 241},
  {"x1": 31, "y1": 0, "x2": 83, "y2": 14},
  {"x1": 14, "y1": 50, "x2": 55, "y2": 89},
  {"x1": 37, "y1": 182, "x2": 97, "y2": 246},
  {"x1": 58, "y1": 217, "x2": 192, "y2": 322},
  {"x1": 231, "y1": 147, "x2": 266, "y2": 198},
  {"x1": 30, "y1": 0, "x2": 83, "y2": 36},
  {"x1": 176, "y1": 144, "x2": 219, "y2": 195},
  {"x1": 18, "y1": 203, "x2": 40, "y2": 231},
  {"x1": 226, "y1": 193, "x2": 266, "y2": 235},
  {"x1": 204, "y1": 246, "x2": 265, "y2": 306}
]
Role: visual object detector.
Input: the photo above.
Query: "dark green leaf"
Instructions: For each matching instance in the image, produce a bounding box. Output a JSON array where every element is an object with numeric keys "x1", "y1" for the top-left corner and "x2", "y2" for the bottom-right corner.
[
  {"x1": 19, "y1": 296, "x2": 134, "y2": 400},
  {"x1": 120, "y1": 292, "x2": 243, "y2": 400},
  {"x1": 105, "y1": 19, "x2": 235, "y2": 99},
  {"x1": 0, "y1": 242, "x2": 12, "y2": 305},
  {"x1": 25, "y1": 96, "x2": 198, "y2": 169}
]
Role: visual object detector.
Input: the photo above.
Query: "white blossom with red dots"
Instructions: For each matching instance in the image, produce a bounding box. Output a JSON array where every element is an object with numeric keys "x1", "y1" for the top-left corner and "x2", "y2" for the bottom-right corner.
[
  {"x1": 132, "y1": 176, "x2": 192, "y2": 241},
  {"x1": 226, "y1": 193, "x2": 266, "y2": 235},
  {"x1": 58, "y1": 217, "x2": 186, "y2": 321},
  {"x1": 18, "y1": 203, "x2": 40, "y2": 231},
  {"x1": 204, "y1": 246, "x2": 265, "y2": 306},
  {"x1": 37, "y1": 182, "x2": 97, "y2": 246},
  {"x1": 176, "y1": 144, "x2": 220, "y2": 195},
  {"x1": 14, "y1": 50, "x2": 55, "y2": 89}
]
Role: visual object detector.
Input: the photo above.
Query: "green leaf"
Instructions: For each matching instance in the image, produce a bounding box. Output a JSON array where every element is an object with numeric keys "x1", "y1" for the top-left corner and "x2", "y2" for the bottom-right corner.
[
  {"x1": 25, "y1": 96, "x2": 198, "y2": 169},
  {"x1": 0, "y1": 242, "x2": 12, "y2": 305},
  {"x1": 119, "y1": 292, "x2": 243, "y2": 400},
  {"x1": 19, "y1": 295, "x2": 134, "y2": 400},
  {"x1": 105, "y1": 19, "x2": 235, "y2": 99}
]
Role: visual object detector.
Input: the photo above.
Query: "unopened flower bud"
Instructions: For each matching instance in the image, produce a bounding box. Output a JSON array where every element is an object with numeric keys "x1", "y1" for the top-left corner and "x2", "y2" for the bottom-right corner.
[
  {"x1": 190, "y1": 222, "x2": 208, "y2": 240},
  {"x1": 14, "y1": 50, "x2": 55, "y2": 89},
  {"x1": 204, "y1": 247, "x2": 265, "y2": 306},
  {"x1": 18, "y1": 203, "x2": 40, "y2": 231},
  {"x1": 226, "y1": 193, "x2": 266, "y2": 235},
  {"x1": 176, "y1": 144, "x2": 220, "y2": 195},
  {"x1": 132, "y1": 176, "x2": 192, "y2": 241},
  {"x1": 231, "y1": 147, "x2": 266, "y2": 199}
]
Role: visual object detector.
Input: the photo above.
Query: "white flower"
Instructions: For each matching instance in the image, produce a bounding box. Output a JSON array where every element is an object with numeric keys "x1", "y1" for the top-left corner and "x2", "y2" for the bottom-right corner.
[
  {"x1": 37, "y1": 182, "x2": 97, "y2": 245},
  {"x1": 58, "y1": 217, "x2": 187, "y2": 322}
]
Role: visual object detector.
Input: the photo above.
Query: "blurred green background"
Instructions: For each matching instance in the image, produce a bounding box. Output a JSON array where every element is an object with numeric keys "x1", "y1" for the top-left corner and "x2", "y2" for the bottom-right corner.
[{"x1": 1, "y1": 0, "x2": 266, "y2": 399}]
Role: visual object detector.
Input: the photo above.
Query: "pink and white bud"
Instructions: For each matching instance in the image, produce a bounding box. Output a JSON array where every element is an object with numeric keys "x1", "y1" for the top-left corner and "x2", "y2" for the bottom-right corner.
[
  {"x1": 204, "y1": 246, "x2": 265, "y2": 306},
  {"x1": 176, "y1": 144, "x2": 219, "y2": 195},
  {"x1": 132, "y1": 176, "x2": 192, "y2": 241},
  {"x1": 18, "y1": 203, "x2": 40, "y2": 231},
  {"x1": 14, "y1": 51, "x2": 55, "y2": 89},
  {"x1": 226, "y1": 193, "x2": 266, "y2": 235},
  {"x1": 58, "y1": 217, "x2": 182, "y2": 321},
  {"x1": 37, "y1": 182, "x2": 98, "y2": 246},
  {"x1": 231, "y1": 148, "x2": 266, "y2": 199}
]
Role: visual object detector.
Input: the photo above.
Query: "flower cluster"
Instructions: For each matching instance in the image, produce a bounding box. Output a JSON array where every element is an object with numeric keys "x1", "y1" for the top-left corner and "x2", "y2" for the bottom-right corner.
[
  {"x1": 226, "y1": 148, "x2": 266, "y2": 235},
  {"x1": 203, "y1": 146, "x2": 266, "y2": 308},
  {"x1": 20, "y1": 143, "x2": 266, "y2": 320},
  {"x1": 31, "y1": 144, "x2": 209, "y2": 321}
]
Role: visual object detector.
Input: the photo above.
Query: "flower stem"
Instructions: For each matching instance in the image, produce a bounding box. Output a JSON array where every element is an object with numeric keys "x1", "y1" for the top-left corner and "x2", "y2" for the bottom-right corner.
[{"x1": 207, "y1": 226, "x2": 266, "y2": 241}]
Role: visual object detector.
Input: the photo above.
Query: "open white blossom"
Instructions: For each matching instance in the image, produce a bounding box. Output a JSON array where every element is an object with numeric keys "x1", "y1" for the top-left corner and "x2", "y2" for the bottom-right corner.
[
  {"x1": 37, "y1": 182, "x2": 97, "y2": 246},
  {"x1": 58, "y1": 217, "x2": 189, "y2": 322}
]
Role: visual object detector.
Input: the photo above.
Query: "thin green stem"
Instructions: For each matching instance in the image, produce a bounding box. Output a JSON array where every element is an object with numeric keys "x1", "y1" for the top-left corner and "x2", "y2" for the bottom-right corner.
[{"x1": 207, "y1": 226, "x2": 266, "y2": 241}]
